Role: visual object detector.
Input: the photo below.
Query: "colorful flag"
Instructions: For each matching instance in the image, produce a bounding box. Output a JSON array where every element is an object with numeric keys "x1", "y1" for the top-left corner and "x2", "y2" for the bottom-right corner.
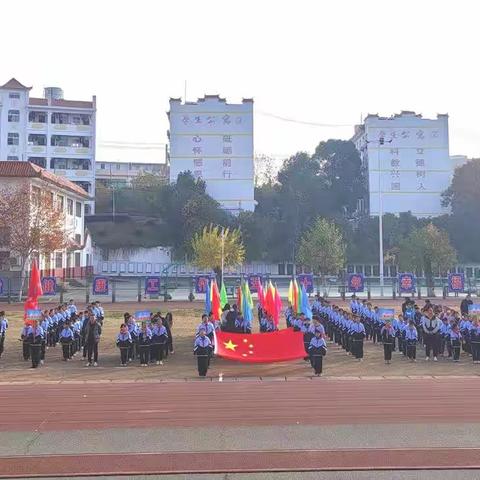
[
  {"x1": 288, "y1": 280, "x2": 294, "y2": 306},
  {"x1": 205, "y1": 280, "x2": 212, "y2": 314},
  {"x1": 295, "y1": 279, "x2": 302, "y2": 315},
  {"x1": 301, "y1": 283, "x2": 312, "y2": 319},
  {"x1": 211, "y1": 280, "x2": 222, "y2": 320},
  {"x1": 24, "y1": 259, "x2": 43, "y2": 319},
  {"x1": 220, "y1": 281, "x2": 228, "y2": 309},
  {"x1": 241, "y1": 280, "x2": 253, "y2": 326},
  {"x1": 214, "y1": 328, "x2": 306, "y2": 363},
  {"x1": 274, "y1": 284, "x2": 282, "y2": 327},
  {"x1": 257, "y1": 281, "x2": 265, "y2": 308}
]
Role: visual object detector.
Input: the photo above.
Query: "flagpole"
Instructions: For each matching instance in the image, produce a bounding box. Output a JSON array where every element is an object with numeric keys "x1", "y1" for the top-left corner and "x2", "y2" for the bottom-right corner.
[{"x1": 221, "y1": 228, "x2": 225, "y2": 287}]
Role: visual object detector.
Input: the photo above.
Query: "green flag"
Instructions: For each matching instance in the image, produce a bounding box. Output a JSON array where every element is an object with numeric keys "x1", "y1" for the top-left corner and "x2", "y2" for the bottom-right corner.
[{"x1": 220, "y1": 281, "x2": 228, "y2": 308}]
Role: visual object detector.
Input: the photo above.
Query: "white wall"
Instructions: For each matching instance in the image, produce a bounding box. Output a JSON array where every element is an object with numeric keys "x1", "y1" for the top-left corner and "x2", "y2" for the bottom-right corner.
[{"x1": 168, "y1": 96, "x2": 255, "y2": 213}]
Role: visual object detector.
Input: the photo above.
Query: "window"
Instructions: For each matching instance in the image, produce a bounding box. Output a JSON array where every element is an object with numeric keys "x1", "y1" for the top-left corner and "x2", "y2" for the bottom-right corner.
[
  {"x1": 194, "y1": 159, "x2": 203, "y2": 167},
  {"x1": 50, "y1": 135, "x2": 90, "y2": 148},
  {"x1": 67, "y1": 198, "x2": 73, "y2": 215},
  {"x1": 75, "y1": 202, "x2": 82, "y2": 217},
  {"x1": 100, "y1": 163, "x2": 105, "y2": 169},
  {"x1": 466, "y1": 267, "x2": 473, "y2": 278},
  {"x1": 372, "y1": 265, "x2": 380, "y2": 276},
  {"x1": 278, "y1": 263, "x2": 285, "y2": 275},
  {"x1": 7, "y1": 156, "x2": 18, "y2": 160},
  {"x1": 72, "y1": 116, "x2": 81, "y2": 125},
  {"x1": 57, "y1": 195, "x2": 64, "y2": 211},
  {"x1": 8, "y1": 110, "x2": 19, "y2": 122},
  {"x1": 51, "y1": 112, "x2": 69, "y2": 124},
  {"x1": 223, "y1": 171, "x2": 232, "y2": 179},
  {"x1": 223, "y1": 158, "x2": 231, "y2": 167},
  {"x1": 50, "y1": 158, "x2": 90, "y2": 170},
  {"x1": 116, "y1": 163, "x2": 121, "y2": 170},
  {"x1": 7, "y1": 133, "x2": 19, "y2": 145},
  {"x1": 365, "y1": 265, "x2": 372, "y2": 277},
  {"x1": 74, "y1": 252, "x2": 81, "y2": 267},
  {"x1": 75, "y1": 234, "x2": 82, "y2": 244},
  {"x1": 85, "y1": 204, "x2": 91, "y2": 215},
  {"x1": 28, "y1": 134, "x2": 47, "y2": 146},
  {"x1": 29, "y1": 111, "x2": 47, "y2": 123},
  {"x1": 9, "y1": 92, "x2": 20, "y2": 99},
  {"x1": 55, "y1": 252, "x2": 63, "y2": 269}
]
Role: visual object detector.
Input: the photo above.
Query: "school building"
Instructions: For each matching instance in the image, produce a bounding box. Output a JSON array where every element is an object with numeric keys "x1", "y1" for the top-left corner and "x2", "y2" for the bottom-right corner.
[
  {"x1": 96, "y1": 160, "x2": 168, "y2": 189},
  {"x1": 0, "y1": 161, "x2": 93, "y2": 278},
  {"x1": 0, "y1": 78, "x2": 96, "y2": 213},
  {"x1": 168, "y1": 95, "x2": 255, "y2": 214},
  {"x1": 352, "y1": 111, "x2": 456, "y2": 218}
]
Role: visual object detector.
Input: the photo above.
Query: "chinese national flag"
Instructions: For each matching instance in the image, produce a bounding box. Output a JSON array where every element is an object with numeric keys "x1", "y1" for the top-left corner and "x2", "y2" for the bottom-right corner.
[{"x1": 214, "y1": 328, "x2": 305, "y2": 363}]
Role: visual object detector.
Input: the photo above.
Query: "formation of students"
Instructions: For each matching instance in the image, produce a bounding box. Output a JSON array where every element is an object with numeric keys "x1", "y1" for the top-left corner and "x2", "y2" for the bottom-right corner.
[{"x1": 115, "y1": 311, "x2": 173, "y2": 367}]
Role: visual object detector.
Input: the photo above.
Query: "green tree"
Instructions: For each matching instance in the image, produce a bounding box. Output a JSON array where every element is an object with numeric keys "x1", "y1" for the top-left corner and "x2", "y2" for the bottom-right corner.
[
  {"x1": 398, "y1": 223, "x2": 457, "y2": 295},
  {"x1": 191, "y1": 225, "x2": 245, "y2": 282},
  {"x1": 297, "y1": 218, "x2": 345, "y2": 276},
  {"x1": 312, "y1": 139, "x2": 366, "y2": 215},
  {"x1": 131, "y1": 171, "x2": 166, "y2": 189}
]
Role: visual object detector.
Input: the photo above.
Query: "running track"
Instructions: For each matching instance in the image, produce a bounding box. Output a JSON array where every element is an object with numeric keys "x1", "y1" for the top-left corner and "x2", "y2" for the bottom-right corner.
[{"x1": 2, "y1": 378, "x2": 480, "y2": 477}]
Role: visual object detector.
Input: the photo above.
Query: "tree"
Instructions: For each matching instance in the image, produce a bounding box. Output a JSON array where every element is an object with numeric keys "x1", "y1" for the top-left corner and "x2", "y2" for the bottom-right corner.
[
  {"x1": 131, "y1": 171, "x2": 167, "y2": 190},
  {"x1": 312, "y1": 139, "x2": 366, "y2": 215},
  {"x1": 191, "y1": 225, "x2": 245, "y2": 282},
  {"x1": 0, "y1": 183, "x2": 69, "y2": 298},
  {"x1": 398, "y1": 223, "x2": 457, "y2": 295},
  {"x1": 297, "y1": 217, "x2": 345, "y2": 277}
]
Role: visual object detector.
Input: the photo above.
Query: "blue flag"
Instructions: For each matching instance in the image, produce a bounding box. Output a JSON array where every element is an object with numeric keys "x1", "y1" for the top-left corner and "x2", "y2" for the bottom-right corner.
[
  {"x1": 301, "y1": 284, "x2": 312, "y2": 319},
  {"x1": 205, "y1": 280, "x2": 212, "y2": 314}
]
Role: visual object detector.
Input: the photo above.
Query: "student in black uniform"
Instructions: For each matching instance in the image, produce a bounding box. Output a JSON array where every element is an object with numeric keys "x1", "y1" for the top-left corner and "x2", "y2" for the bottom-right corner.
[
  {"x1": 59, "y1": 321, "x2": 74, "y2": 361},
  {"x1": 164, "y1": 312, "x2": 174, "y2": 355},
  {"x1": 405, "y1": 321, "x2": 418, "y2": 362},
  {"x1": 193, "y1": 327, "x2": 212, "y2": 377},
  {"x1": 138, "y1": 322, "x2": 152, "y2": 366},
  {"x1": 470, "y1": 319, "x2": 480, "y2": 364},
  {"x1": 28, "y1": 321, "x2": 44, "y2": 369},
  {"x1": 450, "y1": 324, "x2": 462, "y2": 362},
  {"x1": 308, "y1": 330, "x2": 327, "y2": 376},
  {"x1": 381, "y1": 320, "x2": 395, "y2": 364},
  {"x1": 20, "y1": 324, "x2": 30, "y2": 361}
]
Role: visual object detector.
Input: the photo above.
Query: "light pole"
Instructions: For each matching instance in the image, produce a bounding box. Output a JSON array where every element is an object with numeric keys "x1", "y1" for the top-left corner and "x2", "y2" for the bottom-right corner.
[{"x1": 366, "y1": 136, "x2": 391, "y2": 297}]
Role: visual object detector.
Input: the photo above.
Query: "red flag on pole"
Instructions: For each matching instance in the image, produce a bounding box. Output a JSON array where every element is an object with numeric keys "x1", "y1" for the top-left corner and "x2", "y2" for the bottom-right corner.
[
  {"x1": 211, "y1": 280, "x2": 222, "y2": 320},
  {"x1": 214, "y1": 328, "x2": 305, "y2": 363},
  {"x1": 24, "y1": 259, "x2": 43, "y2": 321},
  {"x1": 274, "y1": 285, "x2": 282, "y2": 327}
]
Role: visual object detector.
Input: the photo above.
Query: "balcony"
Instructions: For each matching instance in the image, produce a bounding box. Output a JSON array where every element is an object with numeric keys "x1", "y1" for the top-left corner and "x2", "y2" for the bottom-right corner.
[
  {"x1": 51, "y1": 123, "x2": 93, "y2": 134},
  {"x1": 50, "y1": 136, "x2": 92, "y2": 156},
  {"x1": 27, "y1": 122, "x2": 47, "y2": 131},
  {"x1": 27, "y1": 144, "x2": 47, "y2": 155}
]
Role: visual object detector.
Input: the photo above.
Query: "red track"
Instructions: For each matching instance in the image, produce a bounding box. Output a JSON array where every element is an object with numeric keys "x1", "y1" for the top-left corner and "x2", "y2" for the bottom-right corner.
[
  {"x1": 2, "y1": 448, "x2": 480, "y2": 478},
  {"x1": 1, "y1": 378, "x2": 480, "y2": 431}
]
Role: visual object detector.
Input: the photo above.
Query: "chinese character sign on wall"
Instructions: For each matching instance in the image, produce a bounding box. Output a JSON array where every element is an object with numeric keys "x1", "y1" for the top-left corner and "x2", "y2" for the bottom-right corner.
[
  {"x1": 145, "y1": 277, "x2": 161, "y2": 294},
  {"x1": 92, "y1": 277, "x2": 109, "y2": 295},
  {"x1": 41, "y1": 277, "x2": 57, "y2": 296},
  {"x1": 398, "y1": 273, "x2": 416, "y2": 294},
  {"x1": 348, "y1": 274, "x2": 364, "y2": 293},
  {"x1": 448, "y1": 273, "x2": 464, "y2": 293}
]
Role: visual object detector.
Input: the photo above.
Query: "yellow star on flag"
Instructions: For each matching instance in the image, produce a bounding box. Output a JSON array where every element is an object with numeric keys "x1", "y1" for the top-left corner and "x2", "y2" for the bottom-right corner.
[{"x1": 224, "y1": 339, "x2": 238, "y2": 351}]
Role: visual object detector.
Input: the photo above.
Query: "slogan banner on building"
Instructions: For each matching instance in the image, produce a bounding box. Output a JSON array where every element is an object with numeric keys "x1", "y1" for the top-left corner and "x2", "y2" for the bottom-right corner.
[
  {"x1": 298, "y1": 274, "x2": 314, "y2": 294},
  {"x1": 195, "y1": 275, "x2": 211, "y2": 294},
  {"x1": 347, "y1": 273, "x2": 364, "y2": 293},
  {"x1": 0, "y1": 278, "x2": 4, "y2": 295},
  {"x1": 377, "y1": 308, "x2": 395, "y2": 321},
  {"x1": 145, "y1": 277, "x2": 161, "y2": 295},
  {"x1": 247, "y1": 274, "x2": 263, "y2": 293},
  {"x1": 398, "y1": 273, "x2": 416, "y2": 294},
  {"x1": 92, "y1": 276, "x2": 109, "y2": 295},
  {"x1": 41, "y1": 277, "x2": 57, "y2": 296},
  {"x1": 135, "y1": 310, "x2": 152, "y2": 322},
  {"x1": 448, "y1": 273, "x2": 465, "y2": 293}
]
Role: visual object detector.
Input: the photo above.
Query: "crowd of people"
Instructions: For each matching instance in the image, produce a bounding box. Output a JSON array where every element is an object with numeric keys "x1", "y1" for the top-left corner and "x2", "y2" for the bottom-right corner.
[{"x1": 1, "y1": 292, "x2": 479, "y2": 376}]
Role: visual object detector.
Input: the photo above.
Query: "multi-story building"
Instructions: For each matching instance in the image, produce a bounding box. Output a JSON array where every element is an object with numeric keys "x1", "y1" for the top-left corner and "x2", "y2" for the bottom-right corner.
[
  {"x1": 168, "y1": 95, "x2": 255, "y2": 213},
  {"x1": 0, "y1": 161, "x2": 93, "y2": 278},
  {"x1": 0, "y1": 78, "x2": 96, "y2": 213},
  {"x1": 352, "y1": 111, "x2": 453, "y2": 218},
  {"x1": 96, "y1": 160, "x2": 168, "y2": 188}
]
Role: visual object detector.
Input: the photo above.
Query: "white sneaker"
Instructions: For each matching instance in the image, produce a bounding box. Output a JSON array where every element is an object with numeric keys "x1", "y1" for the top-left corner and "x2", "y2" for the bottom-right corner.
[
  {"x1": 433, "y1": 357, "x2": 438, "y2": 362},
  {"x1": 159, "y1": 361, "x2": 163, "y2": 365},
  {"x1": 85, "y1": 362, "x2": 91, "y2": 367},
  {"x1": 40, "y1": 360, "x2": 44, "y2": 365},
  {"x1": 425, "y1": 357, "x2": 430, "y2": 361},
  {"x1": 156, "y1": 361, "x2": 160, "y2": 365},
  {"x1": 93, "y1": 362, "x2": 98, "y2": 367}
]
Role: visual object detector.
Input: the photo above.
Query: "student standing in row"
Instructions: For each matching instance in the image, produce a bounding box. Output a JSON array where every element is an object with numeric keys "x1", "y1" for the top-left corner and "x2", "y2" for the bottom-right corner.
[
  {"x1": 151, "y1": 319, "x2": 168, "y2": 365},
  {"x1": 194, "y1": 326, "x2": 212, "y2": 377},
  {"x1": 422, "y1": 306, "x2": 442, "y2": 361},
  {"x1": 84, "y1": 315, "x2": 102, "y2": 367},
  {"x1": 28, "y1": 321, "x2": 44, "y2": 369},
  {"x1": 59, "y1": 321, "x2": 74, "y2": 361},
  {"x1": 450, "y1": 324, "x2": 462, "y2": 362},
  {"x1": 470, "y1": 319, "x2": 480, "y2": 364},
  {"x1": 405, "y1": 321, "x2": 418, "y2": 362},
  {"x1": 138, "y1": 322, "x2": 152, "y2": 366},
  {"x1": 0, "y1": 311, "x2": 7, "y2": 359},
  {"x1": 351, "y1": 317, "x2": 365, "y2": 361},
  {"x1": 116, "y1": 324, "x2": 132, "y2": 367},
  {"x1": 308, "y1": 330, "x2": 327, "y2": 376},
  {"x1": 381, "y1": 320, "x2": 395, "y2": 365}
]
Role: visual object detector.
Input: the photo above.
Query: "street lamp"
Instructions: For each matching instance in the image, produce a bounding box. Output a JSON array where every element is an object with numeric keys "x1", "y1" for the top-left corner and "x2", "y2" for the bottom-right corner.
[{"x1": 366, "y1": 136, "x2": 391, "y2": 297}]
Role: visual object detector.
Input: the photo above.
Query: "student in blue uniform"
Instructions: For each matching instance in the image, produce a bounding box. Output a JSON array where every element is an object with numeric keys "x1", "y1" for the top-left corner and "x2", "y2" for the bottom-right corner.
[
  {"x1": 138, "y1": 322, "x2": 152, "y2": 366},
  {"x1": 116, "y1": 323, "x2": 132, "y2": 367},
  {"x1": 59, "y1": 320, "x2": 74, "y2": 361},
  {"x1": 151, "y1": 318, "x2": 168, "y2": 365},
  {"x1": 470, "y1": 319, "x2": 480, "y2": 364},
  {"x1": 405, "y1": 321, "x2": 418, "y2": 362},
  {"x1": 20, "y1": 323, "x2": 31, "y2": 361},
  {"x1": 449, "y1": 324, "x2": 462, "y2": 362},
  {"x1": 127, "y1": 315, "x2": 139, "y2": 362},
  {"x1": 193, "y1": 327, "x2": 212, "y2": 377},
  {"x1": 0, "y1": 311, "x2": 8, "y2": 359},
  {"x1": 381, "y1": 320, "x2": 395, "y2": 364},
  {"x1": 28, "y1": 320, "x2": 44, "y2": 369},
  {"x1": 308, "y1": 330, "x2": 327, "y2": 376},
  {"x1": 351, "y1": 316, "x2": 366, "y2": 361}
]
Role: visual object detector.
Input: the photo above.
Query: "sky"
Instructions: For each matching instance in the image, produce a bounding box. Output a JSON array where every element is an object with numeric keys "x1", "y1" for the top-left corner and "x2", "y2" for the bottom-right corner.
[{"x1": 2, "y1": 0, "x2": 480, "y2": 163}]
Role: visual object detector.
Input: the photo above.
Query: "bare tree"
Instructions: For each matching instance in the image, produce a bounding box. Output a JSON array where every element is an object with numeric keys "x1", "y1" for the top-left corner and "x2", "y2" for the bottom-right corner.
[{"x1": 0, "y1": 183, "x2": 69, "y2": 298}]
